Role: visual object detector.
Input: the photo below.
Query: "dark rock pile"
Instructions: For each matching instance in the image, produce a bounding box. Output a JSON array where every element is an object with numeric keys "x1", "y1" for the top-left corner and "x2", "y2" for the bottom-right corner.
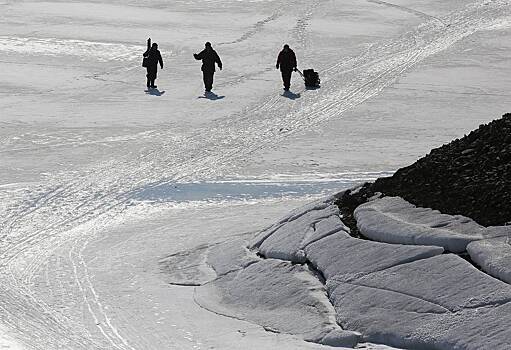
[
  {"x1": 361, "y1": 114, "x2": 511, "y2": 227},
  {"x1": 337, "y1": 184, "x2": 375, "y2": 238}
]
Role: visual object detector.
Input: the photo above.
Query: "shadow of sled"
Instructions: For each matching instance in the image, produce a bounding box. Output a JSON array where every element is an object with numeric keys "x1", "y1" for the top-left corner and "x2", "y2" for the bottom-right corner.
[
  {"x1": 281, "y1": 90, "x2": 301, "y2": 100},
  {"x1": 198, "y1": 91, "x2": 225, "y2": 100},
  {"x1": 145, "y1": 88, "x2": 166, "y2": 96}
]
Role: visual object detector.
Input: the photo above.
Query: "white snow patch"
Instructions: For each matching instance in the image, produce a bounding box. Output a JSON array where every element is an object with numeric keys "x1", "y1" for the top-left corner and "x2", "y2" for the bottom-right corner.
[
  {"x1": 355, "y1": 196, "x2": 485, "y2": 252},
  {"x1": 0, "y1": 36, "x2": 144, "y2": 62},
  {"x1": 467, "y1": 237, "x2": 511, "y2": 284},
  {"x1": 0, "y1": 326, "x2": 25, "y2": 350}
]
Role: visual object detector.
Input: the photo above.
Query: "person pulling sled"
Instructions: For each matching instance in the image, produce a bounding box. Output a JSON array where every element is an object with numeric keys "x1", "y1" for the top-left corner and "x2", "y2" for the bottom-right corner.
[
  {"x1": 276, "y1": 44, "x2": 297, "y2": 91},
  {"x1": 143, "y1": 38, "x2": 163, "y2": 89},
  {"x1": 296, "y1": 68, "x2": 320, "y2": 89}
]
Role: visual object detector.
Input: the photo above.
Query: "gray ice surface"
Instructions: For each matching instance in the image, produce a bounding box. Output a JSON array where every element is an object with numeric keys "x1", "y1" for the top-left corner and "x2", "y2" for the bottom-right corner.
[
  {"x1": 195, "y1": 259, "x2": 360, "y2": 347},
  {"x1": 305, "y1": 233, "x2": 443, "y2": 280},
  {"x1": 355, "y1": 196, "x2": 485, "y2": 252},
  {"x1": 257, "y1": 205, "x2": 348, "y2": 263},
  {"x1": 467, "y1": 236, "x2": 511, "y2": 284},
  {"x1": 329, "y1": 254, "x2": 511, "y2": 350}
]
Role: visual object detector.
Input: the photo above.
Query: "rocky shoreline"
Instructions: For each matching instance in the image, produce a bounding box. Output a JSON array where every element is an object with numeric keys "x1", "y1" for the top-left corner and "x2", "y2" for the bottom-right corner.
[{"x1": 370, "y1": 114, "x2": 510, "y2": 226}]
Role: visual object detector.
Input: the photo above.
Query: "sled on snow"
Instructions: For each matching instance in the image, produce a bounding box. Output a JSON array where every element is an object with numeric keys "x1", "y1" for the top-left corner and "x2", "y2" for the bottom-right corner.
[{"x1": 296, "y1": 68, "x2": 320, "y2": 88}]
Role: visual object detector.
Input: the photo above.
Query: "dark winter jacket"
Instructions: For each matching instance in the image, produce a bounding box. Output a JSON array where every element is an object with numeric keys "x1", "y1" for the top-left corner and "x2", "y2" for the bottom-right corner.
[
  {"x1": 276, "y1": 49, "x2": 297, "y2": 72},
  {"x1": 194, "y1": 48, "x2": 222, "y2": 73},
  {"x1": 144, "y1": 48, "x2": 163, "y2": 70}
]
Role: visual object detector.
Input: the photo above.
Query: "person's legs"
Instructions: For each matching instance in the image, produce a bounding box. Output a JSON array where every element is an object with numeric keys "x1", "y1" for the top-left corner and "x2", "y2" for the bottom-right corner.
[
  {"x1": 281, "y1": 70, "x2": 292, "y2": 90},
  {"x1": 202, "y1": 71, "x2": 208, "y2": 91},
  {"x1": 203, "y1": 71, "x2": 214, "y2": 91},
  {"x1": 209, "y1": 72, "x2": 214, "y2": 91},
  {"x1": 151, "y1": 70, "x2": 158, "y2": 88},
  {"x1": 147, "y1": 68, "x2": 157, "y2": 88}
]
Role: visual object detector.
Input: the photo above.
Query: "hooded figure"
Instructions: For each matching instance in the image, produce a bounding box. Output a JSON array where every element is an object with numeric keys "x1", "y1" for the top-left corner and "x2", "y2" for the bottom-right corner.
[
  {"x1": 193, "y1": 42, "x2": 222, "y2": 92},
  {"x1": 143, "y1": 42, "x2": 163, "y2": 88},
  {"x1": 276, "y1": 44, "x2": 297, "y2": 91}
]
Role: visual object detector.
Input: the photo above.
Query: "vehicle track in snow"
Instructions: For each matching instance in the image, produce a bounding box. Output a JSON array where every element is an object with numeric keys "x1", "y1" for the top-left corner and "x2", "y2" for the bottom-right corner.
[{"x1": 1, "y1": 0, "x2": 511, "y2": 348}]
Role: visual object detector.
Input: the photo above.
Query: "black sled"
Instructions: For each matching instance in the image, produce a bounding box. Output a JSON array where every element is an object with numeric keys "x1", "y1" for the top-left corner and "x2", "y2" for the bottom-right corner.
[{"x1": 297, "y1": 68, "x2": 320, "y2": 88}]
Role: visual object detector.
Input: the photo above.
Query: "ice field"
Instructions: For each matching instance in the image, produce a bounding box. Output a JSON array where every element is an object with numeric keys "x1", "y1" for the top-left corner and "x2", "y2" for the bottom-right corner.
[{"x1": 2, "y1": 0, "x2": 511, "y2": 348}]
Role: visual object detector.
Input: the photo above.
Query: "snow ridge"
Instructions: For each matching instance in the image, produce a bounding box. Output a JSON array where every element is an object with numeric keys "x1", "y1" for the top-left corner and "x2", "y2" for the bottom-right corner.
[{"x1": 354, "y1": 196, "x2": 485, "y2": 252}]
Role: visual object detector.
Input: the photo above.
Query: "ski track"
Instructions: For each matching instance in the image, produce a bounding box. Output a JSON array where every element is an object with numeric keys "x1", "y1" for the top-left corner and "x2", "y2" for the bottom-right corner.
[
  {"x1": 1, "y1": 0, "x2": 511, "y2": 348},
  {"x1": 218, "y1": 10, "x2": 283, "y2": 45},
  {"x1": 367, "y1": 0, "x2": 445, "y2": 24}
]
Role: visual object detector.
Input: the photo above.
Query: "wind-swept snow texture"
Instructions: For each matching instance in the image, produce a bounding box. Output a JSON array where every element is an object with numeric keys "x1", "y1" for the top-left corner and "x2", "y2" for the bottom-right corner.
[
  {"x1": 162, "y1": 225, "x2": 361, "y2": 348},
  {"x1": 256, "y1": 203, "x2": 349, "y2": 263},
  {"x1": 207, "y1": 195, "x2": 442, "y2": 347},
  {"x1": 467, "y1": 237, "x2": 511, "y2": 284},
  {"x1": 305, "y1": 233, "x2": 443, "y2": 280},
  {"x1": 330, "y1": 254, "x2": 511, "y2": 350},
  {"x1": 196, "y1": 259, "x2": 360, "y2": 347},
  {"x1": 354, "y1": 196, "x2": 485, "y2": 252}
]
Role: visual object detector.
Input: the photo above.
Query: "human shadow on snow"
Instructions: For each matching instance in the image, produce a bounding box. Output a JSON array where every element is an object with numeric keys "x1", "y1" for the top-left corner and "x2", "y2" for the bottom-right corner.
[
  {"x1": 198, "y1": 91, "x2": 225, "y2": 100},
  {"x1": 281, "y1": 90, "x2": 301, "y2": 100},
  {"x1": 145, "y1": 88, "x2": 166, "y2": 96}
]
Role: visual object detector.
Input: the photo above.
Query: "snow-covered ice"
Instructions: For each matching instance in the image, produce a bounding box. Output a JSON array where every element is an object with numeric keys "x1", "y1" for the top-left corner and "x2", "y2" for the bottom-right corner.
[
  {"x1": 250, "y1": 193, "x2": 344, "y2": 249},
  {"x1": 355, "y1": 196, "x2": 485, "y2": 252},
  {"x1": 243, "y1": 195, "x2": 511, "y2": 349},
  {"x1": 467, "y1": 237, "x2": 511, "y2": 284},
  {"x1": 330, "y1": 254, "x2": 511, "y2": 349},
  {"x1": 257, "y1": 204, "x2": 347, "y2": 262},
  {"x1": 195, "y1": 259, "x2": 360, "y2": 347},
  {"x1": 305, "y1": 233, "x2": 443, "y2": 280},
  {"x1": 2, "y1": 0, "x2": 511, "y2": 348}
]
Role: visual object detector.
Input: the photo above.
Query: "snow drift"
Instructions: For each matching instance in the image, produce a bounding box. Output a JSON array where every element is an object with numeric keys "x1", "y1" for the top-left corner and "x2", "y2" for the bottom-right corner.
[{"x1": 354, "y1": 196, "x2": 485, "y2": 252}]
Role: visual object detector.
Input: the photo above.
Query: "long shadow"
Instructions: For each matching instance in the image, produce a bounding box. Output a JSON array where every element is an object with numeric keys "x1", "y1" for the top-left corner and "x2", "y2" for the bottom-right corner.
[
  {"x1": 198, "y1": 91, "x2": 225, "y2": 100},
  {"x1": 145, "y1": 88, "x2": 166, "y2": 96},
  {"x1": 281, "y1": 90, "x2": 301, "y2": 100}
]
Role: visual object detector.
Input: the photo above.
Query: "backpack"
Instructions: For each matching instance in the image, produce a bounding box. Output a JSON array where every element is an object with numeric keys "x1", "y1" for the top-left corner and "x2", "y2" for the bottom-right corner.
[
  {"x1": 303, "y1": 69, "x2": 320, "y2": 88},
  {"x1": 142, "y1": 38, "x2": 151, "y2": 67}
]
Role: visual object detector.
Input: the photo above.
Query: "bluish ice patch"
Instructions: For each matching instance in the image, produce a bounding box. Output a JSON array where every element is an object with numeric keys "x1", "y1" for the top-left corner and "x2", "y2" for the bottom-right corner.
[{"x1": 132, "y1": 172, "x2": 392, "y2": 204}]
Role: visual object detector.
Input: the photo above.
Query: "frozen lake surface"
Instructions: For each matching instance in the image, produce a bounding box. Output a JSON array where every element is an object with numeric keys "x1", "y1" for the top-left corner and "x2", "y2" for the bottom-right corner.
[
  {"x1": 1, "y1": 0, "x2": 511, "y2": 348},
  {"x1": 134, "y1": 172, "x2": 390, "y2": 203}
]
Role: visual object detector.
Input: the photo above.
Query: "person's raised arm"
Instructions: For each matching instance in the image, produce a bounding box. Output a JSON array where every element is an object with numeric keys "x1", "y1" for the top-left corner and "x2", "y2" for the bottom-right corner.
[{"x1": 194, "y1": 50, "x2": 204, "y2": 60}]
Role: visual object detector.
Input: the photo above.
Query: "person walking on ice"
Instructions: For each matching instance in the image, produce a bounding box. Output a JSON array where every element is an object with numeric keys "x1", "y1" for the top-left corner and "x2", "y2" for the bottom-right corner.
[
  {"x1": 194, "y1": 42, "x2": 222, "y2": 93},
  {"x1": 143, "y1": 39, "x2": 163, "y2": 89},
  {"x1": 276, "y1": 44, "x2": 297, "y2": 91}
]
